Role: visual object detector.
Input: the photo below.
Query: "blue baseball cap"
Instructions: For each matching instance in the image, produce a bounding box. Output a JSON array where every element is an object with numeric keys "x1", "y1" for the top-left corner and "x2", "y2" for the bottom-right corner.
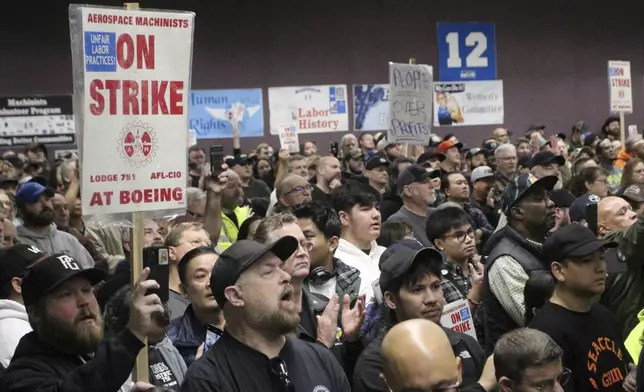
[{"x1": 15, "y1": 182, "x2": 55, "y2": 204}]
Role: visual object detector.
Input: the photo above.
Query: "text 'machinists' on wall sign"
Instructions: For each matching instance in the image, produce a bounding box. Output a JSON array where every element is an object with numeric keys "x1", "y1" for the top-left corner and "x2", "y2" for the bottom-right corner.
[{"x1": 0, "y1": 96, "x2": 75, "y2": 146}]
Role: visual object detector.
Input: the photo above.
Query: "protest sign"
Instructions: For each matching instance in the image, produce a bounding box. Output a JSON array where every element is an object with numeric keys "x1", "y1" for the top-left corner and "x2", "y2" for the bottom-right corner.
[
  {"x1": 0, "y1": 95, "x2": 75, "y2": 146},
  {"x1": 54, "y1": 149, "x2": 79, "y2": 160},
  {"x1": 70, "y1": 6, "x2": 195, "y2": 215},
  {"x1": 628, "y1": 125, "x2": 639, "y2": 139},
  {"x1": 608, "y1": 61, "x2": 633, "y2": 114},
  {"x1": 269, "y1": 85, "x2": 349, "y2": 134},
  {"x1": 387, "y1": 63, "x2": 433, "y2": 144},
  {"x1": 433, "y1": 81, "x2": 503, "y2": 126},
  {"x1": 189, "y1": 89, "x2": 263, "y2": 139},
  {"x1": 440, "y1": 299, "x2": 477, "y2": 340},
  {"x1": 354, "y1": 84, "x2": 389, "y2": 131},
  {"x1": 278, "y1": 124, "x2": 300, "y2": 153}
]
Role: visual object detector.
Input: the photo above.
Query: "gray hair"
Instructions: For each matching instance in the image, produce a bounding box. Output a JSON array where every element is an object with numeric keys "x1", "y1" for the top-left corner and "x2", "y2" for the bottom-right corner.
[
  {"x1": 251, "y1": 213, "x2": 298, "y2": 244},
  {"x1": 494, "y1": 143, "x2": 517, "y2": 158},
  {"x1": 186, "y1": 187, "x2": 206, "y2": 206},
  {"x1": 494, "y1": 328, "x2": 563, "y2": 383}
]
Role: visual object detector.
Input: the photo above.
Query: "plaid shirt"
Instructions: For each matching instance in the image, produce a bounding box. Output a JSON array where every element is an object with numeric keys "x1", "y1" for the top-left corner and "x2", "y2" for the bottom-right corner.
[{"x1": 440, "y1": 261, "x2": 472, "y2": 304}]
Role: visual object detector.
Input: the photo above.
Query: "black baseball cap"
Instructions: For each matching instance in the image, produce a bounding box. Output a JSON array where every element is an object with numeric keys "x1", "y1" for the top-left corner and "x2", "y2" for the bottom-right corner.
[
  {"x1": 528, "y1": 151, "x2": 565, "y2": 169},
  {"x1": 570, "y1": 193, "x2": 601, "y2": 223},
  {"x1": 417, "y1": 149, "x2": 445, "y2": 166},
  {"x1": 549, "y1": 189, "x2": 575, "y2": 208},
  {"x1": 21, "y1": 253, "x2": 106, "y2": 307},
  {"x1": 619, "y1": 184, "x2": 644, "y2": 203},
  {"x1": 397, "y1": 165, "x2": 441, "y2": 195},
  {"x1": 528, "y1": 123, "x2": 546, "y2": 132},
  {"x1": 483, "y1": 140, "x2": 499, "y2": 151},
  {"x1": 0, "y1": 244, "x2": 46, "y2": 287},
  {"x1": 544, "y1": 224, "x2": 617, "y2": 263},
  {"x1": 225, "y1": 155, "x2": 252, "y2": 167},
  {"x1": 379, "y1": 245, "x2": 443, "y2": 293},
  {"x1": 210, "y1": 236, "x2": 299, "y2": 307},
  {"x1": 500, "y1": 174, "x2": 558, "y2": 214},
  {"x1": 466, "y1": 148, "x2": 489, "y2": 160},
  {"x1": 365, "y1": 155, "x2": 389, "y2": 171}
]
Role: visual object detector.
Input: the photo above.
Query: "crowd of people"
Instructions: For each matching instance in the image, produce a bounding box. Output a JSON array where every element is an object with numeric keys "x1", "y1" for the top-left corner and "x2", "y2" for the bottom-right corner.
[{"x1": 0, "y1": 117, "x2": 643, "y2": 391}]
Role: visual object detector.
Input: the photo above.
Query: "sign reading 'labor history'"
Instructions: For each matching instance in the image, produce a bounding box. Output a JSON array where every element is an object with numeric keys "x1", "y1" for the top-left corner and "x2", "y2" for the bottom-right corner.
[{"x1": 69, "y1": 6, "x2": 195, "y2": 215}]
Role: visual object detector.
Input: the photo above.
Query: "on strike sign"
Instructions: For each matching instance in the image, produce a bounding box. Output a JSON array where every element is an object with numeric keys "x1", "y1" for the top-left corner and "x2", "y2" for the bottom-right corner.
[
  {"x1": 608, "y1": 60, "x2": 633, "y2": 114},
  {"x1": 439, "y1": 299, "x2": 477, "y2": 340},
  {"x1": 69, "y1": 6, "x2": 195, "y2": 215}
]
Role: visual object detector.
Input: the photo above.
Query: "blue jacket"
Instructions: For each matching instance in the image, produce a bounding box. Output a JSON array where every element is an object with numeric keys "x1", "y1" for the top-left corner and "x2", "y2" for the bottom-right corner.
[{"x1": 167, "y1": 305, "x2": 206, "y2": 367}]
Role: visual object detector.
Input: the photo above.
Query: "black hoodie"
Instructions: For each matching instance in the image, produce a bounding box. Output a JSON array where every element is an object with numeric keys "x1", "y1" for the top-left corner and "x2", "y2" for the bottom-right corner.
[{"x1": 1, "y1": 329, "x2": 144, "y2": 392}]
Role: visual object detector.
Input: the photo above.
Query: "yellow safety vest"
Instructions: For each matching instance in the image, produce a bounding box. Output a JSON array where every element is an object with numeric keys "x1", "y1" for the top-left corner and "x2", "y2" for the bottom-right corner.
[{"x1": 218, "y1": 206, "x2": 251, "y2": 251}]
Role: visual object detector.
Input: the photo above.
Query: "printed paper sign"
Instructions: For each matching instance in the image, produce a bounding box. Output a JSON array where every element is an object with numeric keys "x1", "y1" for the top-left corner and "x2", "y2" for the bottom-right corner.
[
  {"x1": 440, "y1": 299, "x2": 477, "y2": 340},
  {"x1": 388, "y1": 63, "x2": 433, "y2": 144},
  {"x1": 608, "y1": 61, "x2": 633, "y2": 113},
  {"x1": 433, "y1": 81, "x2": 503, "y2": 126},
  {"x1": 189, "y1": 89, "x2": 263, "y2": 139},
  {"x1": 278, "y1": 124, "x2": 300, "y2": 153},
  {"x1": 70, "y1": 7, "x2": 195, "y2": 215},
  {"x1": 54, "y1": 149, "x2": 79, "y2": 160},
  {"x1": 628, "y1": 125, "x2": 638, "y2": 139},
  {"x1": 354, "y1": 84, "x2": 389, "y2": 131},
  {"x1": 0, "y1": 96, "x2": 75, "y2": 146},
  {"x1": 268, "y1": 85, "x2": 349, "y2": 134}
]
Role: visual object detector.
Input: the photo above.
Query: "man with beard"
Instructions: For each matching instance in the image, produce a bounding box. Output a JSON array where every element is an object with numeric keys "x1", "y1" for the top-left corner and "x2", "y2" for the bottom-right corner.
[
  {"x1": 188, "y1": 146, "x2": 207, "y2": 188},
  {"x1": 470, "y1": 166, "x2": 500, "y2": 228},
  {"x1": 217, "y1": 170, "x2": 250, "y2": 251},
  {"x1": 597, "y1": 137, "x2": 623, "y2": 194},
  {"x1": 1, "y1": 253, "x2": 165, "y2": 392},
  {"x1": 313, "y1": 156, "x2": 342, "y2": 205},
  {"x1": 483, "y1": 174, "x2": 557, "y2": 354},
  {"x1": 180, "y1": 237, "x2": 351, "y2": 392},
  {"x1": 386, "y1": 165, "x2": 440, "y2": 247},
  {"x1": 342, "y1": 149, "x2": 365, "y2": 181},
  {"x1": 15, "y1": 182, "x2": 95, "y2": 268},
  {"x1": 466, "y1": 148, "x2": 489, "y2": 170}
]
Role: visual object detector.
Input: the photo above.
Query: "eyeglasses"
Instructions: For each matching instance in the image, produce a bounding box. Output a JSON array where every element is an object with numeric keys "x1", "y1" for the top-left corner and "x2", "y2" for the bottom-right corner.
[
  {"x1": 443, "y1": 228, "x2": 475, "y2": 243},
  {"x1": 298, "y1": 239, "x2": 313, "y2": 252},
  {"x1": 526, "y1": 367, "x2": 571, "y2": 392},
  {"x1": 269, "y1": 357, "x2": 294, "y2": 392},
  {"x1": 285, "y1": 184, "x2": 312, "y2": 196}
]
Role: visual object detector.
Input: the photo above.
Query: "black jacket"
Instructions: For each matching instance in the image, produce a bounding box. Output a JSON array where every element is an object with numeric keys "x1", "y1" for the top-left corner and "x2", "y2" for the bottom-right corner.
[
  {"x1": 0, "y1": 329, "x2": 144, "y2": 392},
  {"x1": 353, "y1": 326, "x2": 486, "y2": 392}
]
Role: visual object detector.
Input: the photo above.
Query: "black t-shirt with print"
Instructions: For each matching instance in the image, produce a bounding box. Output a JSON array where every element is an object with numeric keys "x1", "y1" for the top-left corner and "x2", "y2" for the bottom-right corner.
[
  {"x1": 180, "y1": 332, "x2": 351, "y2": 392},
  {"x1": 529, "y1": 302, "x2": 631, "y2": 392},
  {"x1": 148, "y1": 347, "x2": 179, "y2": 389}
]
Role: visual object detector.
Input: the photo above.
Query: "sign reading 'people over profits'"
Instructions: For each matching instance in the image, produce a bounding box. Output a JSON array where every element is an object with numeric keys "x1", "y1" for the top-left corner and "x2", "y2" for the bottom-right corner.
[{"x1": 387, "y1": 63, "x2": 433, "y2": 145}]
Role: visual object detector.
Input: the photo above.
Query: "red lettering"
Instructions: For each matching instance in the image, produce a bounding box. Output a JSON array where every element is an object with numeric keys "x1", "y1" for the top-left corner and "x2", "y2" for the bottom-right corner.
[
  {"x1": 119, "y1": 188, "x2": 183, "y2": 205},
  {"x1": 137, "y1": 34, "x2": 155, "y2": 70},
  {"x1": 450, "y1": 312, "x2": 461, "y2": 324},
  {"x1": 117, "y1": 34, "x2": 135, "y2": 69},
  {"x1": 87, "y1": 79, "x2": 183, "y2": 116},
  {"x1": 89, "y1": 80, "x2": 104, "y2": 115},
  {"x1": 89, "y1": 191, "x2": 113, "y2": 207},
  {"x1": 151, "y1": 81, "x2": 168, "y2": 114},
  {"x1": 122, "y1": 80, "x2": 139, "y2": 115}
]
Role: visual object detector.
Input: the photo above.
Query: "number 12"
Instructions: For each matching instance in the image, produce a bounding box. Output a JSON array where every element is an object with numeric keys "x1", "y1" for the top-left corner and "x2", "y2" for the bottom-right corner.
[{"x1": 445, "y1": 32, "x2": 488, "y2": 68}]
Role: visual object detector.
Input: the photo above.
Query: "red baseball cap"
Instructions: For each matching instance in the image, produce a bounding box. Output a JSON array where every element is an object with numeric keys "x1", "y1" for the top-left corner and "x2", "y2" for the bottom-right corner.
[{"x1": 437, "y1": 140, "x2": 463, "y2": 154}]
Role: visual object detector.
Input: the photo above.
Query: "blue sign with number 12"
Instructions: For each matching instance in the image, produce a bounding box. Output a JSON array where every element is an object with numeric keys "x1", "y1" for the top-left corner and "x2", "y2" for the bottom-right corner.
[{"x1": 437, "y1": 22, "x2": 496, "y2": 81}]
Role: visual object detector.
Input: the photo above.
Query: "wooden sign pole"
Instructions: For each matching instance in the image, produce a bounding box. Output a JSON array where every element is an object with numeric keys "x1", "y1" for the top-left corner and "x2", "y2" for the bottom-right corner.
[
  {"x1": 124, "y1": 1, "x2": 149, "y2": 384},
  {"x1": 402, "y1": 57, "x2": 416, "y2": 158},
  {"x1": 620, "y1": 112, "x2": 626, "y2": 145}
]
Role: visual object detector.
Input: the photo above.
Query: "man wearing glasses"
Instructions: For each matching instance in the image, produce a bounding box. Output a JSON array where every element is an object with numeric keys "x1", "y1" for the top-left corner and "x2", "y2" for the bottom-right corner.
[
  {"x1": 274, "y1": 174, "x2": 313, "y2": 214},
  {"x1": 529, "y1": 224, "x2": 634, "y2": 392},
  {"x1": 494, "y1": 328, "x2": 570, "y2": 392}
]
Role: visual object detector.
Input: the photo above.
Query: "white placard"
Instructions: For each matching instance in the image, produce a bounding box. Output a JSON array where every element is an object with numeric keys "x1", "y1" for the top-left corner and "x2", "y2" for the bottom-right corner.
[
  {"x1": 433, "y1": 81, "x2": 504, "y2": 126},
  {"x1": 440, "y1": 298, "x2": 477, "y2": 340},
  {"x1": 278, "y1": 124, "x2": 300, "y2": 153},
  {"x1": 608, "y1": 61, "x2": 633, "y2": 113},
  {"x1": 70, "y1": 7, "x2": 195, "y2": 215},
  {"x1": 388, "y1": 63, "x2": 433, "y2": 144},
  {"x1": 268, "y1": 85, "x2": 349, "y2": 134},
  {"x1": 628, "y1": 125, "x2": 639, "y2": 139}
]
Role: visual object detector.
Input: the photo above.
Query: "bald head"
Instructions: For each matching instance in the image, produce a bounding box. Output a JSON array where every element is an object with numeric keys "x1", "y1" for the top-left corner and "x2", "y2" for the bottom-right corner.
[
  {"x1": 318, "y1": 156, "x2": 339, "y2": 170},
  {"x1": 598, "y1": 196, "x2": 637, "y2": 236},
  {"x1": 381, "y1": 319, "x2": 460, "y2": 392}
]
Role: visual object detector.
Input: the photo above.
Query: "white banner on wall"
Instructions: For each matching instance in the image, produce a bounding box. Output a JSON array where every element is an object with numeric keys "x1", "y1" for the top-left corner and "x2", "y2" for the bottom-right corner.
[
  {"x1": 608, "y1": 60, "x2": 633, "y2": 113},
  {"x1": 268, "y1": 85, "x2": 349, "y2": 134},
  {"x1": 433, "y1": 80, "x2": 504, "y2": 127}
]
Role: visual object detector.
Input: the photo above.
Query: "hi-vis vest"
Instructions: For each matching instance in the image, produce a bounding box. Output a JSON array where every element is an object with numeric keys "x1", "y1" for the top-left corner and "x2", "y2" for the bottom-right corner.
[{"x1": 218, "y1": 206, "x2": 251, "y2": 251}]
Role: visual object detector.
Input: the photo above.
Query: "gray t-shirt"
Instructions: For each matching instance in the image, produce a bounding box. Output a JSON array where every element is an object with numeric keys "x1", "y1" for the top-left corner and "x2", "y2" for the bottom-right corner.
[{"x1": 386, "y1": 206, "x2": 434, "y2": 247}]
